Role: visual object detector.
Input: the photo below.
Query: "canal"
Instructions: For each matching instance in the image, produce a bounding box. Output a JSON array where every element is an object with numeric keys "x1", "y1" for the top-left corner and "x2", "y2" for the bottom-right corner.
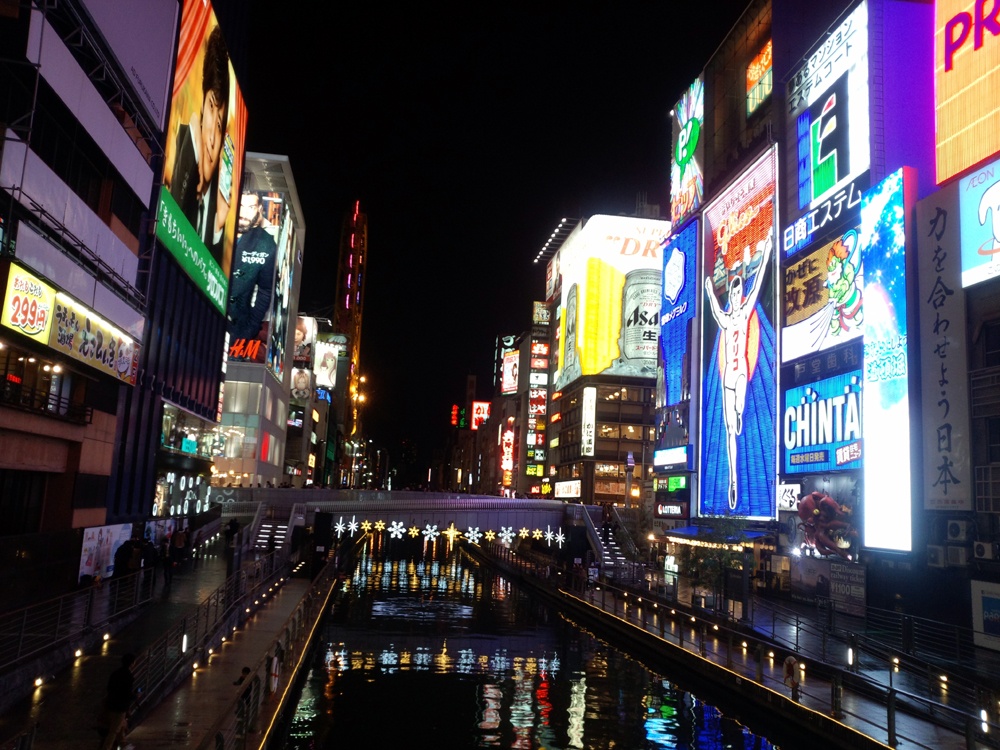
[{"x1": 278, "y1": 539, "x2": 785, "y2": 749}]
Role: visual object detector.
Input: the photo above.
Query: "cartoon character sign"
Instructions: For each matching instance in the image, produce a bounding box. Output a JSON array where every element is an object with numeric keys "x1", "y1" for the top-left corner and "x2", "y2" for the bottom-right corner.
[{"x1": 796, "y1": 491, "x2": 856, "y2": 560}]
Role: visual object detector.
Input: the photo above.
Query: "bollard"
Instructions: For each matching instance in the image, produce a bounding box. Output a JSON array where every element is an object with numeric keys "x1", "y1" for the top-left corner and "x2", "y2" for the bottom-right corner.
[
  {"x1": 831, "y1": 673, "x2": 843, "y2": 719},
  {"x1": 887, "y1": 688, "x2": 897, "y2": 747}
]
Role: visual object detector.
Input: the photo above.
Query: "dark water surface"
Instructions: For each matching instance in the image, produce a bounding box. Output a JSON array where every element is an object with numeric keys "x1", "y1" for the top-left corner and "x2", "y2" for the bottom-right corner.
[{"x1": 283, "y1": 540, "x2": 780, "y2": 749}]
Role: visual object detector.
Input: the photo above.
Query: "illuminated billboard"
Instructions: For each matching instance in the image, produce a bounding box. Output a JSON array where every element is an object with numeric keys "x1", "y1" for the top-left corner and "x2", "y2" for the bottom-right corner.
[
  {"x1": 294, "y1": 316, "x2": 317, "y2": 368},
  {"x1": 267, "y1": 202, "x2": 296, "y2": 381},
  {"x1": 157, "y1": 0, "x2": 247, "y2": 314},
  {"x1": 958, "y1": 154, "x2": 1000, "y2": 288},
  {"x1": 935, "y1": 0, "x2": 1000, "y2": 184},
  {"x1": 917, "y1": 179, "x2": 972, "y2": 511},
  {"x1": 782, "y1": 369, "x2": 863, "y2": 474},
  {"x1": 860, "y1": 168, "x2": 915, "y2": 552},
  {"x1": 746, "y1": 40, "x2": 773, "y2": 116},
  {"x1": 660, "y1": 220, "x2": 698, "y2": 408},
  {"x1": 782, "y1": 1, "x2": 870, "y2": 256},
  {"x1": 554, "y1": 215, "x2": 670, "y2": 391},
  {"x1": 314, "y1": 337, "x2": 343, "y2": 389},
  {"x1": 500, "y1": 350, "x2": 519, "y2": 395},
  {"x1": 227, "y1": 190, "x2": 283, "y2": 365},
  {"x1": 781, "y1": 226, "x2": 864, "y2": 362},
  {"x1": 581, "y1": 386, "x2": 596, "y2": 457},
  {"x1": 471, "y1": 400, "x2": 491, "y2": 431},
  {"x1": 700, "y1": 147, "x2": 777, "y2": 519},
  {"x1": 2, "y1": 263, "x2": 140, "y2": 384},
  {"x1": 670, "y1": 78, "x2": 705, "y2": 226}
]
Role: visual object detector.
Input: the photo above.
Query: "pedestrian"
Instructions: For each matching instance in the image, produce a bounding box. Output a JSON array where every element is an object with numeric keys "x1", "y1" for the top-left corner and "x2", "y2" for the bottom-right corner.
[
  {"x1": 100, "y1": 652, "x2": 136, "y2": 750},
  {"x1": 233, "y1": 666, "x2": 251, "y2": 686},
  {"x1": 172, "y1": 527, "x2": 188, "y2": 570},
  {"x1": 141, "y1": 538, "x2": 157, "y2": 596},
  {"x1": 160, "y1": 535, "x2": 174, "y2": 588}
]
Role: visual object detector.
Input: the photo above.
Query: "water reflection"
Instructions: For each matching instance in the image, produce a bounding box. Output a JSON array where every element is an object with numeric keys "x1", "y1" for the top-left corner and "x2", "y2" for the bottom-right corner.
[{"x1": 286, "y1": 539, "x2": 777, "y2": 749}]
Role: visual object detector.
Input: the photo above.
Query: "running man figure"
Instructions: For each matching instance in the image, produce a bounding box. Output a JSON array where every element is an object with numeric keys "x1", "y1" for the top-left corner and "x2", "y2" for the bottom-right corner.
[{"x1": 704, "y1": 229, "x2": 773, "y2": 509}]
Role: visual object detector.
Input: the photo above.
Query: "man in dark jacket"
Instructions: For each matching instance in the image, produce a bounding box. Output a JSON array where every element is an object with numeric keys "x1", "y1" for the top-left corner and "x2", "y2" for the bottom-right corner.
[
  {"x1": 101, "y1": 652, "x2": 135, "y2": 750},
  {"x1": 227, "y1": 191, "x2": 276, "y2": 346}
]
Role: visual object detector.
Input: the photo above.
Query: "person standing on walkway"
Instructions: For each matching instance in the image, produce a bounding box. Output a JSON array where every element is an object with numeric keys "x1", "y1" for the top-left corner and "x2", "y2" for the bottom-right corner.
[
  {"x1": 160, "y1": 535, "x2": 174, "y2": 588},
  {"x1": 100, "y1": 652, "x2": 136, "y2": 750}
]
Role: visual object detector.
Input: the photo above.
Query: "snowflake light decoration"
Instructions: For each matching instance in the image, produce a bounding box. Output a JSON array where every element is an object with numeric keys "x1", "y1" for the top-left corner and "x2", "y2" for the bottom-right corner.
[
  {"x1": 498, "y1": 527, "x2": 515, "y2": 545},
  {"x1": 408, "y1": 525, "x2": 421, "y2": 538},
  {"x1": 334, "y1": 517, "x2": 346, "y2": 538},
  {"x1": 554, "y1": 528, "x2": 566, "y2": 548},
  {"x1": 485, "y1": 529, "x2": 496, "y2": 541},
  {"x1": 519, "y1": 527, "x2": 530, "y2": 539},
  {"x1": 466, "y1": 527, "x2": 483, "y2": 545},
  {"x1": 388, "y1": 521, "x2": 406, "y2": 539},
  {"x1": 360, "y1": 519, "x2": 372, "y2": 532},
  {"x1": 347, "y1": 515, "x2": 359, "y2": 536},
  {"x1": 422, "y1": 523, "x2": 440, "y2": 540},
  {"x1": 374, "y1": 520, "x2": 386, "y2": 532}
]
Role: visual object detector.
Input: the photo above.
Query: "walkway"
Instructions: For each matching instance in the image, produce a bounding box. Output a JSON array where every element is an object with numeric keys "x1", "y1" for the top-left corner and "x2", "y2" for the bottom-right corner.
[{"x1": 0, "y1": 537, "x2": 341, "y2": 750}]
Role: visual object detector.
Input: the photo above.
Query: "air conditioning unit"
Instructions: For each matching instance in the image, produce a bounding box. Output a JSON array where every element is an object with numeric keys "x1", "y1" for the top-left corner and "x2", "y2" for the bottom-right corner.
[
  {"x1": 927, "y1": 544, "x2": 947, "y2": 568},
  {"x1": 975, "y1": 541, "x2": 996, "y2": 561},
  {"x1": 948, "y1": 545, "x2": 970, "y2": 567},
  {"x1": 947, "y1": 519, "x2": 971, "y2": 542}
]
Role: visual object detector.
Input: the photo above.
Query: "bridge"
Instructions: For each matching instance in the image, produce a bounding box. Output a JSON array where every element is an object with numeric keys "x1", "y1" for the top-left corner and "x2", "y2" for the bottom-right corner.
[{"x1": 209, "y1": 488, "x2": 630, "y2": 573}]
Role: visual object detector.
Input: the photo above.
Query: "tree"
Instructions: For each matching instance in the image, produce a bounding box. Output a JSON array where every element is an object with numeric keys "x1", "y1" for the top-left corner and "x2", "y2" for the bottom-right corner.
[{"x1": 677, "y1": 514, "x2": 751, "y2": 610}]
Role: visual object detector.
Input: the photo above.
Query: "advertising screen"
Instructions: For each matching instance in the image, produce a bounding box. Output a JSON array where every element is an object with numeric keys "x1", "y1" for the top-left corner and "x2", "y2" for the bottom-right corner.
[
  {"x1": 700, "y1": 147, "x2": 777, "y2": 519},
  {"x1": 294, "y1": 316, "x2": 317, "y2": 368},
  {"x1": 290, "y1": 367, "x2": 311, "y2": 403},
  {"x1": 781, "y1": 226, "x2": 864, "y2": 362},
  {"x1": 266, "y1": 203, "x2": 295, "y2": 381},
  {"x1": 226, "y1": 190, "x2": 283, "y2": 364},
  {"x1": 917, "y1": 179, "x2": 971, "y2": 510},
  {"x1": 782, "y1": 1, "x2": 870, "y2": 256},
  {"x1": 746, "y1": 40, "x2": 773, "y2": 116},
  {"x1": 78, "y1": 523, "x2": 134, "y2": 581},
  {"x1": 314, "y1": 335, "x2": 344, "y2": 389},
  {"x1": 860, "y1": 168, "x2": 914, "y2": 552},
  {"x1": 581, "y1": 386, "x2": 596, "y2": 457},
  {"x1": 555, "y1": 215, "x2": 670, "y2": 391},
  {"x1": 471, "y1": 400, "x2": 490, "y2": 431},
  {"x1": 782, "y1": 369, "x2": 863, "y2": 474},
  {"x1": 500, "y1": 351, "x2": 519, "y2": 394},
  {"x1": 958, "y1": 154, "x2": 1000, "y2": 288},
  {"x1": 660, "y1": 220, "x2": 698, "y2": 408},
  {"x1": 157, "y1": 0, "x2": 247, "y2": 314},
  {"x1": 670, "y1": 78, "x2": 705, "y2": 226},
  {"x1": 935, "y1": 0, "x2": 1000, "y2": 184}
]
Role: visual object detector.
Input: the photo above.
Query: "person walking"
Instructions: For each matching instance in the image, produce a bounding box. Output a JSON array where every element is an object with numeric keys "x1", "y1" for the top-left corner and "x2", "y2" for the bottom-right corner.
[{"x1": 100, "y1": 652, "x2": 136, "y2": 750}]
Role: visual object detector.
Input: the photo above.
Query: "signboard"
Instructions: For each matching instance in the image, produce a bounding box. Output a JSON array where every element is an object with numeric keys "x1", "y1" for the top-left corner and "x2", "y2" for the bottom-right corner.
[
  {"x1": 660, "y1": 220, "x2": 698, "y2": 407},
  {"x1": 782, "y1": 369, "x2": 863, "y2": 474},
  {"x1": 783, "y1": 1, "x2": 870, "y2": 256},
  {"x1": 2, "y1": 264, "x2": 140, "y2": 384},
  {"x1": 471, "y1": 400, "x2": 490, "y2": 431},
  {"x1": 555, "y1": 215, "x2": 670, "y2": 390},
  {"x1": 500, "y1": 350, "x2": 519, "y2": 394},
  {"x1": 746, "y1": 39, "x2": 773, "y2": 116},
  {"x1": 700, "y1": 147, "x2": 777, "y2": 519},
  {"x1": 917, "y1": 179, "x2": 972, "y2": 510},
  {"x1": 581, "y1": 386, "x2": 596, "y2": 457},
  {"x1": 554, "y1": 480, "x2": 582, "y2": 499},
  {"x1": 935, "y1": 0, "x2": 1000, "y2": 184},
  {"x1": 670, "y1": 77, "x2": 705, "y2": 226},
  {"x1": 157, "y1": 0, "x2": 247, "y2": 314},
  {"x1": 781, "y1": 226, "x2": 864, "y2": 362},
  {"x1": 958, "y1": 154, "x2": 1000, "y2": 288},
  {"x1": 861, "y1": 168, "x2": 915, "y2": 553}
]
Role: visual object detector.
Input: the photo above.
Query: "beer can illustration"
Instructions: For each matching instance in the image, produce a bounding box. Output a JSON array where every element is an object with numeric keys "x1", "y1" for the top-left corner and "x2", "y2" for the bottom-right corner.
[
  {"x1": 618, "y1": 268, "x2": 661, "y2": 373},
  {"x1": 562, "y1": 282, "x2": 580, "y2": 377}
]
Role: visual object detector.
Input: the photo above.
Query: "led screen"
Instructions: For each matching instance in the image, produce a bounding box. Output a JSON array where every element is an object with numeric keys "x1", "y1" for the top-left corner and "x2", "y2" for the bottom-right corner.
[
  {"x1": 782, "y1": 369, "x2": 863, "y2": 474},
  {"x1": 471, "y1": 400, "x2": 490, "y2": 430},
  {"x1": 670, "y1": 78, "x2": 705, "y2": 226},
  {"x1": 782, "y1": 1, "x2": 870, "y2": 256},
  {"x1": 958, "y1": 154, "x2": 1000, "y2": 288},
  {"x1": 500, "y1": 351, "x2": 519, "y2": 394},
  {"x1": 935, "y1": 0, "x2": 1000, "y2": 184},
  {"x1": 267, "y1": 202, "x2": 295, "y2": 380},
  {"x1": 314, "y1": 337, "x2": 342, "y2": 389},
  {"x1": 781, "y1": 226, "x2": 864, "y2": 362},
  {"x1": 157, "y1": 0, "x2": 247, "y2": 314},
  {"x1": 660, "y1": 220, "x2": 698, "y2": 408},
  {"x1": 555, "y1": 215, "x2": 670, "y2": 391},
  {"x1": 860, "y1": 168, "x2": 913, "y2": 552},
  {"x1": 700, "y1": 147, "x2": 777, "y2": 519},
  {"x1": 294, "y1": 316, "x2": 317, "y2": 368}
]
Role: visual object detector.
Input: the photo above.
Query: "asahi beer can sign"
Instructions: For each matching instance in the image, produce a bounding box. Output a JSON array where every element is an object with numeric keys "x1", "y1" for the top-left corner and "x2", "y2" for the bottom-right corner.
[{"x1": 618, "y1": 268, "x2": 660, "y2": 373}]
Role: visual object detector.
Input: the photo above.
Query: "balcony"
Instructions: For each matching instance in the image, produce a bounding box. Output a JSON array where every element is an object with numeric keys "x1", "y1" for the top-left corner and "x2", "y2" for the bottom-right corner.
[{"x1": 0, "y1": 380, "x2": 92, "y2": 425}]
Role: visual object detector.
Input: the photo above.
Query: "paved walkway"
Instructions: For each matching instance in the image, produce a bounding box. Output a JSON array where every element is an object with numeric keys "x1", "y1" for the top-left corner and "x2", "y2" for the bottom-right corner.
[{"x1": 0, "y1": 538, "x2": 330, "y2": 750}]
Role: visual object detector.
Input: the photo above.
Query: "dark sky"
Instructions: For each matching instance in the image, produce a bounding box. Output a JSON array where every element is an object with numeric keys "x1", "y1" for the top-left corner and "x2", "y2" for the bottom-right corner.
[{"x1": 244, "y1": 2, "x2": 751, "y2": 462}]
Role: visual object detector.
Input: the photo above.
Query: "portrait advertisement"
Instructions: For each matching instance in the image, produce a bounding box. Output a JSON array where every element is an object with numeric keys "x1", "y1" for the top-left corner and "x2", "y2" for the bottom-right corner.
[{"x1": 156, "y1": 0, "x2": 247, "y2": 314}]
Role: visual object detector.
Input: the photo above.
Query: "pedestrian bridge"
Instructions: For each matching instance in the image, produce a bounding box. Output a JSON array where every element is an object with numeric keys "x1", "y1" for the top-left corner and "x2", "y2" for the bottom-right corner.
[{"x1": 211, "y1": 487, "x2": 584, "y2": 550}]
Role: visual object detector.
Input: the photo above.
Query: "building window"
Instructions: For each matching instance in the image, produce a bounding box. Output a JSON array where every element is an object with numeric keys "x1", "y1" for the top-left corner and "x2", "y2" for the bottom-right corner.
[{"x1": 985, "y1": 322, "x2": 1000, "y2": 368}]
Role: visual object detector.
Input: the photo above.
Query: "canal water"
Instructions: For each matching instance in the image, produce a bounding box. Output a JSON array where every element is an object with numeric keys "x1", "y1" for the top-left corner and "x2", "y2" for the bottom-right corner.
[{"x1": 281, "y1": 539, "x2": 780, "y2": 749}]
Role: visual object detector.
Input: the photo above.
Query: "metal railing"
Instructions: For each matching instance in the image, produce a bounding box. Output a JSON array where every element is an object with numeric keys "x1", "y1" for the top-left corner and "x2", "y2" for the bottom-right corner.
[{"x1": 0, "y1": 380, "x2": 91, "y2": 424}]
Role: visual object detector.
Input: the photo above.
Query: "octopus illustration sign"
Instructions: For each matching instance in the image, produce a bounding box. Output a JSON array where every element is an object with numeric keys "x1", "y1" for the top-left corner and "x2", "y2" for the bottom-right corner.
[{"x1": 700, "y1": 147, "x2": 778, "y2": 519}]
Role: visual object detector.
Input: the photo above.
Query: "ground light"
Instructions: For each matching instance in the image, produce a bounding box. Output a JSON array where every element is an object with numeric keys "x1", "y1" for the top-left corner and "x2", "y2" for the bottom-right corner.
[{"x1": 982, "y1": 709, "x2": 989, "y2": 734}]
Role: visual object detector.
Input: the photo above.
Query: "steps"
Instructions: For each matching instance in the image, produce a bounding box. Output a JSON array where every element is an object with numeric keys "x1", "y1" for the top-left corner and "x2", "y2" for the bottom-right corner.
[{"x1": 254, "y1": 518, "x2": 288, "y2": 550}]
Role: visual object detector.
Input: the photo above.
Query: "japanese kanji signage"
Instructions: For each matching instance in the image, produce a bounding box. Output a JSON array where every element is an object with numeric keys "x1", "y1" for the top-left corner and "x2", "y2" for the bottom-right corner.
[{"x1": 917, "y1": 180, "x2": 971, "y2": 511}]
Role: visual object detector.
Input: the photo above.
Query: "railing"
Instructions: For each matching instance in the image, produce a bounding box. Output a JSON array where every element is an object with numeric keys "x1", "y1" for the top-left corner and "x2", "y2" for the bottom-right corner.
[
  {"x1": 0, "y1": 380, "x2": 92, "y2": 424},
  {"x1": 481, "y1": 542, "x2": 995, "y2": 750}
]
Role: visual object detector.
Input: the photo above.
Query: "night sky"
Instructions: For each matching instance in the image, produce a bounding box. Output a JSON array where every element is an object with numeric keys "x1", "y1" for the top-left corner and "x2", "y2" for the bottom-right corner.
[{"x1": 244, "y1": 2, "x2": 752, "y2": 466}]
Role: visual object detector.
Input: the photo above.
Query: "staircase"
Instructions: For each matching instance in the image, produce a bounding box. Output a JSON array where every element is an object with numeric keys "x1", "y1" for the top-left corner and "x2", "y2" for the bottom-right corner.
[{"x1": 253, "y1": 516, "x2": 289, "y2": 550}]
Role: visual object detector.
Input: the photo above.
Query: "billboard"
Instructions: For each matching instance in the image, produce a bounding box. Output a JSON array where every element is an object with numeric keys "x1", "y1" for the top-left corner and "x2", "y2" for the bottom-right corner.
[
  {"x1": 958, "y1": 154, "x2": 1000, "y2": 288},
  {"x1": 917, "y1": 179, "x2": 971, "y2": 510},
  {"x1": 782, "y1": 1, "x2": 870, "y2": 256},
  {"x1": 157, "y1": 0, "x2": 247, "y2": 314},
  {"x1": 860, "y1": 168, "x2": 915, "y2": 552},
  {"x1": 554, "y1": 215, "x2": 670, "y2": 390},
  {"x1": 700, "y1": 147, "x2": 777, "y2": 519},
  {"x1": 781, "y1": 226, "x2": 864, "y2": 362},
  {"x1": 2, "y1": 263, "x2": 140, "y2": 384},
  {"x1": 315, "y1": 336, "x2": 345, "y2": 389},
  {"x1": 660, "y1": 220, "x2": 698, "y2": 408},
  {"x1": 267, "y1": 202, "x2": 295, "y2": 380},
  {"x1": 471, "y1": 400, "x2": 491, "y2": 431},
  {"x1": 294, "y1": 316, "x2": 317, "y2": 368},
  {"x1": 935, "y1": 0, "x2": 1000, "y2": 184},
  {"x1": 500, "y1": 350, "x2": 519, "y2": 395},
  {"x1": 581, "y1": 386, "x2": 596, "y2": 458},
  {"x1": 746, "y1": 40, "x2": 773, "y2": 116},
  {"x1": 670, "y1": 78, "x2": 705, "y2": 226},
  {"x1": 226, "y1": 191, "x2": 284, "y2": 366},
  {"x1": 782, "y1": 369, "x2": 863, "y2": 474}
]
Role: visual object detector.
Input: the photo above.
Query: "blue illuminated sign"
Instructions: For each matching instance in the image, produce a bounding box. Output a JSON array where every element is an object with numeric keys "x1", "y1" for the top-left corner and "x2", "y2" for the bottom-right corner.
[
  {"x1": 782, "y1": 369, "x2": 862, "y2": 474},
  {"x1": 660, "y1": 220, "x2": 698, "y2": 407}
]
